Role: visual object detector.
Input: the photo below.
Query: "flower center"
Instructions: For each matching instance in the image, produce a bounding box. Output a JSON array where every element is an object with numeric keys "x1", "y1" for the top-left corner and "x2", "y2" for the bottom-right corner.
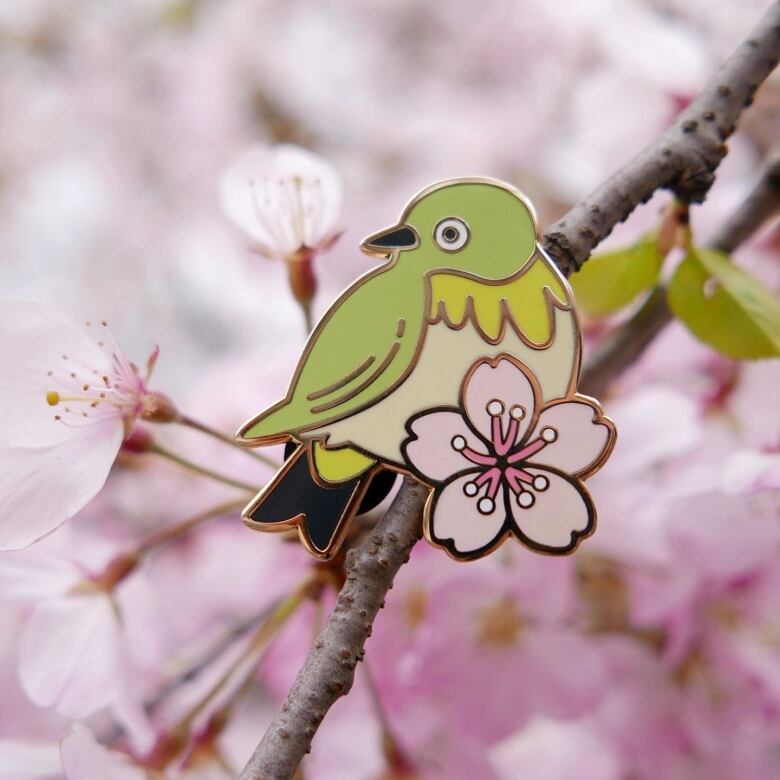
[
  {"x1": 43, "y1": 321, "x2": 152, "y2": 429},
  {"x1": 452, "y1": 399, "x2": 559, "y2": 513},
  {"x1": 249, "y1": 173, "x2": 326, "y2": 258}
]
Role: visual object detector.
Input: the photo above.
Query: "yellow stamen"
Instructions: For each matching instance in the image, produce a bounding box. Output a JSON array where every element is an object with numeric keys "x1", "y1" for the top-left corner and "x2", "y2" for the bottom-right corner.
[{"x1": 46, "y1": 391, "x2": 61, "y2": 406}]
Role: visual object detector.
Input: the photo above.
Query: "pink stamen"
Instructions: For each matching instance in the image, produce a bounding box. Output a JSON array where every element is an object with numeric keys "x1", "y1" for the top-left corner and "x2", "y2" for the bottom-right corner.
[
  {"x1": 491, "y1": 415, "x2": 519, "y2": 456},
  {"x1": 491, "y1": 416, "x2": 502, "y2": 449},
  {"x1": 475, "y1": 467, "x2": 502, "y2": 498},
  {"x1": 461, "y1": 447, "x2": 498, "y2": 467},
  {"x1": 505, "y1": 467, "x2": 534, "y2": 495},
  {"x1": 508, "y1": 436, "x2": 546, "y2": 464},
  {"x1": 508, "y1": 466, "x2": 534, "y2": 484}
]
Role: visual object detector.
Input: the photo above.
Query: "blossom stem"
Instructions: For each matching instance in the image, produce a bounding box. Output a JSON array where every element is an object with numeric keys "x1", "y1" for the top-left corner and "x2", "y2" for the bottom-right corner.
[
  {"x1": 301, "y1": 301, "x2": 314, "y2": 335},
  {"x1": 148, "y1": 441, "x2": 257, "y2": 492},
  {"x1": 135, "y1": 498, "x2": 245, "y2": 556},
  {"x1": 90, "y1": 499, "x2": 246, "y2": 594},
  {"x1": 176, "y1": 413, "x2": 279, "y2": 468}
]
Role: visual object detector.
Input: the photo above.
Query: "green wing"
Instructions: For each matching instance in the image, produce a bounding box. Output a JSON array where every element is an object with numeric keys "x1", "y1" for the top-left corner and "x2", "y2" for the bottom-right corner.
[{"x1": 240, "y1": 267, "x2": 425, "y2": 443}]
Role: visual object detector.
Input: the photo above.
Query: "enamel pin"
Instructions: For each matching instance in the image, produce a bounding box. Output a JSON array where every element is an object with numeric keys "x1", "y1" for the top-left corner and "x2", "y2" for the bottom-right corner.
[{"x1": 237, "y1": 178, "x2": 616, "y2": 561}]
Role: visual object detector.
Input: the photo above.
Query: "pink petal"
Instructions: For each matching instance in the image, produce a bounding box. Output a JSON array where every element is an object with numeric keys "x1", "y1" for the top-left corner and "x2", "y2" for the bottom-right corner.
[
  {"x1": 403, "y1": 410, "x2": 490, "y2": 483},
  {"x1": 0, "y1": 418, "x2": 124, "y2": 550},
  {"x1": 510, "y1": 469, "x2": 594, "y2": 552},
  {"x1": 464, "y1": 357, "x2": 538, "y2": 446},
  {"x1": 0, "y1": 739, "x2": 61, "y2": 779},
  {"x1": 60, "y1": 724, "x2": 144, "y2": 780},
  {"x1": 428, "y1": 473, "x2": 509, "y2": 556},
  {"x1": 527, "y1": 398, "x2": 615, "y2": 476},
  {"x1": 19, "y1": 594, "x2": 121, "y2": 718}
]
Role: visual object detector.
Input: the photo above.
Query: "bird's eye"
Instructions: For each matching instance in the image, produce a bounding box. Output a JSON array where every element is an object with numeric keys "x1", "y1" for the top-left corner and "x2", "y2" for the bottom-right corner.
[{"x1": 434, "y1": 218, "x2": 469, "y2": 252}]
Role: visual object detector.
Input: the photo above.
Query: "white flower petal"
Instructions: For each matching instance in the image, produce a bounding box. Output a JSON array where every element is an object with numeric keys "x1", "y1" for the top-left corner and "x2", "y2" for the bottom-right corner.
[
  {"x1": 0, "y1": 551, "x2": 80, "y2": 602},
  {"x1": 0, "y1": 302, "x2": 112, "y2": 447},
  {"x1": 19, "y1": 594, "x2": 121, "y2": 718},
  {"x1": 60, "y1": 724, "x2": 145, "y2": 780},
  {"x1": 0, "y1": 739, "x2": 61, "y2": 779},
  {"x1": 0, "y1": 418, "x2": 123, "y2": 550}
]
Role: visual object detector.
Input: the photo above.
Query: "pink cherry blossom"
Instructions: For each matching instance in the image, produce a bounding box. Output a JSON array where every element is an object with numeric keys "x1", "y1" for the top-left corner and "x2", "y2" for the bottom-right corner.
[
  {"x1": 0, "y1": 550, "x2": 154, "y2": 751},
  {"x1": 219, "y1": 144, "x2": 343, "y2": 262},
  {"x1": 403, "y1": 356, "x2": 615, "y2": 558},
  {"x1": 0, "y1": 302, "x2": 167, "y2": 550}
]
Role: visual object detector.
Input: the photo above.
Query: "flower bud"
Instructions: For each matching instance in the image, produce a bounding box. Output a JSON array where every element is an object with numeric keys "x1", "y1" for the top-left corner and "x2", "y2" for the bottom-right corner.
[
  {"x1": 287, "y1": 248, "x2": 317, "y2": 310},
  {"x1": 140, "y1": 391, "x2": 179, "y2": 423},
  {"x1": 121, "y1": 426, "x2": 154, "y2": 453}
]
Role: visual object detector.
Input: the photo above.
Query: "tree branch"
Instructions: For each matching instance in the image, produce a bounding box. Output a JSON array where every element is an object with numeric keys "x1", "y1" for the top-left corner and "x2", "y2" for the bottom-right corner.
[
  {"x1": 239, "y1": 479, "x2": 427, "y2": 780},
  {"x1": 581, "y1": 153, "x2": 780, "y2": 399},
  {"x1": 542, "y1": 4, "x2": 780, "y2": 276},
  {"x1": 240, "y1": 6, "x2": 780, "y2": 778}
]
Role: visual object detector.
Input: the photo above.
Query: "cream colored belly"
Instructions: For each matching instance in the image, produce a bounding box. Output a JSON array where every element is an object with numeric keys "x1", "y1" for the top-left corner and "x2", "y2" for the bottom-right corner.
[{"x1": 312, "y1": 308, "x2": 578, "y2": 468}]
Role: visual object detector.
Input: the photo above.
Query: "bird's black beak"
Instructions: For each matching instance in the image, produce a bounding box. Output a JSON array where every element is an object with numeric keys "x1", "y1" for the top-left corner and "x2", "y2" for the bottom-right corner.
[{"x1": 360, "y1": 224, "x2": 419, "y2": 256}]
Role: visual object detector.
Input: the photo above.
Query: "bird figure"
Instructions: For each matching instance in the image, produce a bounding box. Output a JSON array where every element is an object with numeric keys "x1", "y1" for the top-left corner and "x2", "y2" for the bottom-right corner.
[{"x1": 237, "y1": 177, "x2": 581, "y2": 559}]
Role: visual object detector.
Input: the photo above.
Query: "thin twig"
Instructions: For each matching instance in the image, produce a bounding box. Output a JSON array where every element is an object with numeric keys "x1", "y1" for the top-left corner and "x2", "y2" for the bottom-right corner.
[
  {"x1": 581, "y1": 154, "x2": 780, "y2": 398},
  {"x1": 177, "y1": 414, "x2": 280, "y2": 468},
  {"x1": 149, "y1": 441, "x2": 256, "y2": 493},
  {"x1": 240, "y1": 8, "x2": 780, "y2": 778},
  {"x1": 145, "y1": 600, "x2": 284, "y2": 714}
]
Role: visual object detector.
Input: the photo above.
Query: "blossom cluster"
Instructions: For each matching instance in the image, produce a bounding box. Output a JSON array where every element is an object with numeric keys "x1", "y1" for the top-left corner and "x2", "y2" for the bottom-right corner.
[{"x1": 1, "y1": 1, "x2": 779, "y2": 778}]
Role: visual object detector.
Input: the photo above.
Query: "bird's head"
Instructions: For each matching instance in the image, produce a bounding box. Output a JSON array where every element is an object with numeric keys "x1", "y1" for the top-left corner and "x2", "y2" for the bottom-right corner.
[{"x1": 360, "y1": 178, "x2": 539, "y2": 280}]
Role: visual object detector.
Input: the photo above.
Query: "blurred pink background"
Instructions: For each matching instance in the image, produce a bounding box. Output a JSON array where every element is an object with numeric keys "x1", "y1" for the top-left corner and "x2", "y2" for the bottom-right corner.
[{"x1": 1, "y1": 1, "x2": 780, "y2": 778}]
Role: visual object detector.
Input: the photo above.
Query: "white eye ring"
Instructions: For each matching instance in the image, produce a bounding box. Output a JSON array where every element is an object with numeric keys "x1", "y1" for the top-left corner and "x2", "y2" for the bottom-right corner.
[{"x1": 434, "y1": 218, "x2": 469, "y2": 252}]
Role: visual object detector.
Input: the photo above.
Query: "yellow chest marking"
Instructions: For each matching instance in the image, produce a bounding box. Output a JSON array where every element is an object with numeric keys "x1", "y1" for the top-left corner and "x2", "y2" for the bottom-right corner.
[{"x1": 427, "y1": 255, "x2": 570, "y2": 347}]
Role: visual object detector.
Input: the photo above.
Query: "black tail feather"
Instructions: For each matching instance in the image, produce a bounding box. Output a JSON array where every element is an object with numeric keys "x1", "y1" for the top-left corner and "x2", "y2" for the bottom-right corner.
[{"x1": 243, "y1": 445, "x2": 365, "y2": 557}]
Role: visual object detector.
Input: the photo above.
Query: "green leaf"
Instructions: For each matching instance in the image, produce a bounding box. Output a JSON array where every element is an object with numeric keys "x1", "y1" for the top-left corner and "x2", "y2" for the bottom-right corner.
[
  {"x1": 667, "y1": 247, "x2": 780, "y2": 359},
  {"x1": 570, "y1": 235, "x2": 664, "y2": 316}
]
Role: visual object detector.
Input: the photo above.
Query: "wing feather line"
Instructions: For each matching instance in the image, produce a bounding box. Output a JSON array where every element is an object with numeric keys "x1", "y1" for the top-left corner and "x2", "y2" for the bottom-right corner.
[
  {"x1": 306, "y1": 354, "x2": 376, "y2": 401},
  {"x1": 310, "y1": 340, "x2": 401, "y2": 414}
]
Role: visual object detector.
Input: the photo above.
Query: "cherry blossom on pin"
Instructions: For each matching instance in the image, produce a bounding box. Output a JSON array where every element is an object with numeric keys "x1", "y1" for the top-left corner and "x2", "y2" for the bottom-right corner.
[
  {"x1": 0, "y1": 302, "x2": 169, "y2": 550},
  {"x1": 219, "y1": 143, "x2": 343, "y2": 262},
  {"x1": 403, "y1": 355, "x2": 616, "y2": 560}
]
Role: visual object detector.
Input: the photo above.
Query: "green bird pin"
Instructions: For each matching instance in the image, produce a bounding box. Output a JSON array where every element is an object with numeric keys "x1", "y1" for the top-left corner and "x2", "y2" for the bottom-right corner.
[{"x1": 238, "y1": 177, "x2": 615, "y2": 561}]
